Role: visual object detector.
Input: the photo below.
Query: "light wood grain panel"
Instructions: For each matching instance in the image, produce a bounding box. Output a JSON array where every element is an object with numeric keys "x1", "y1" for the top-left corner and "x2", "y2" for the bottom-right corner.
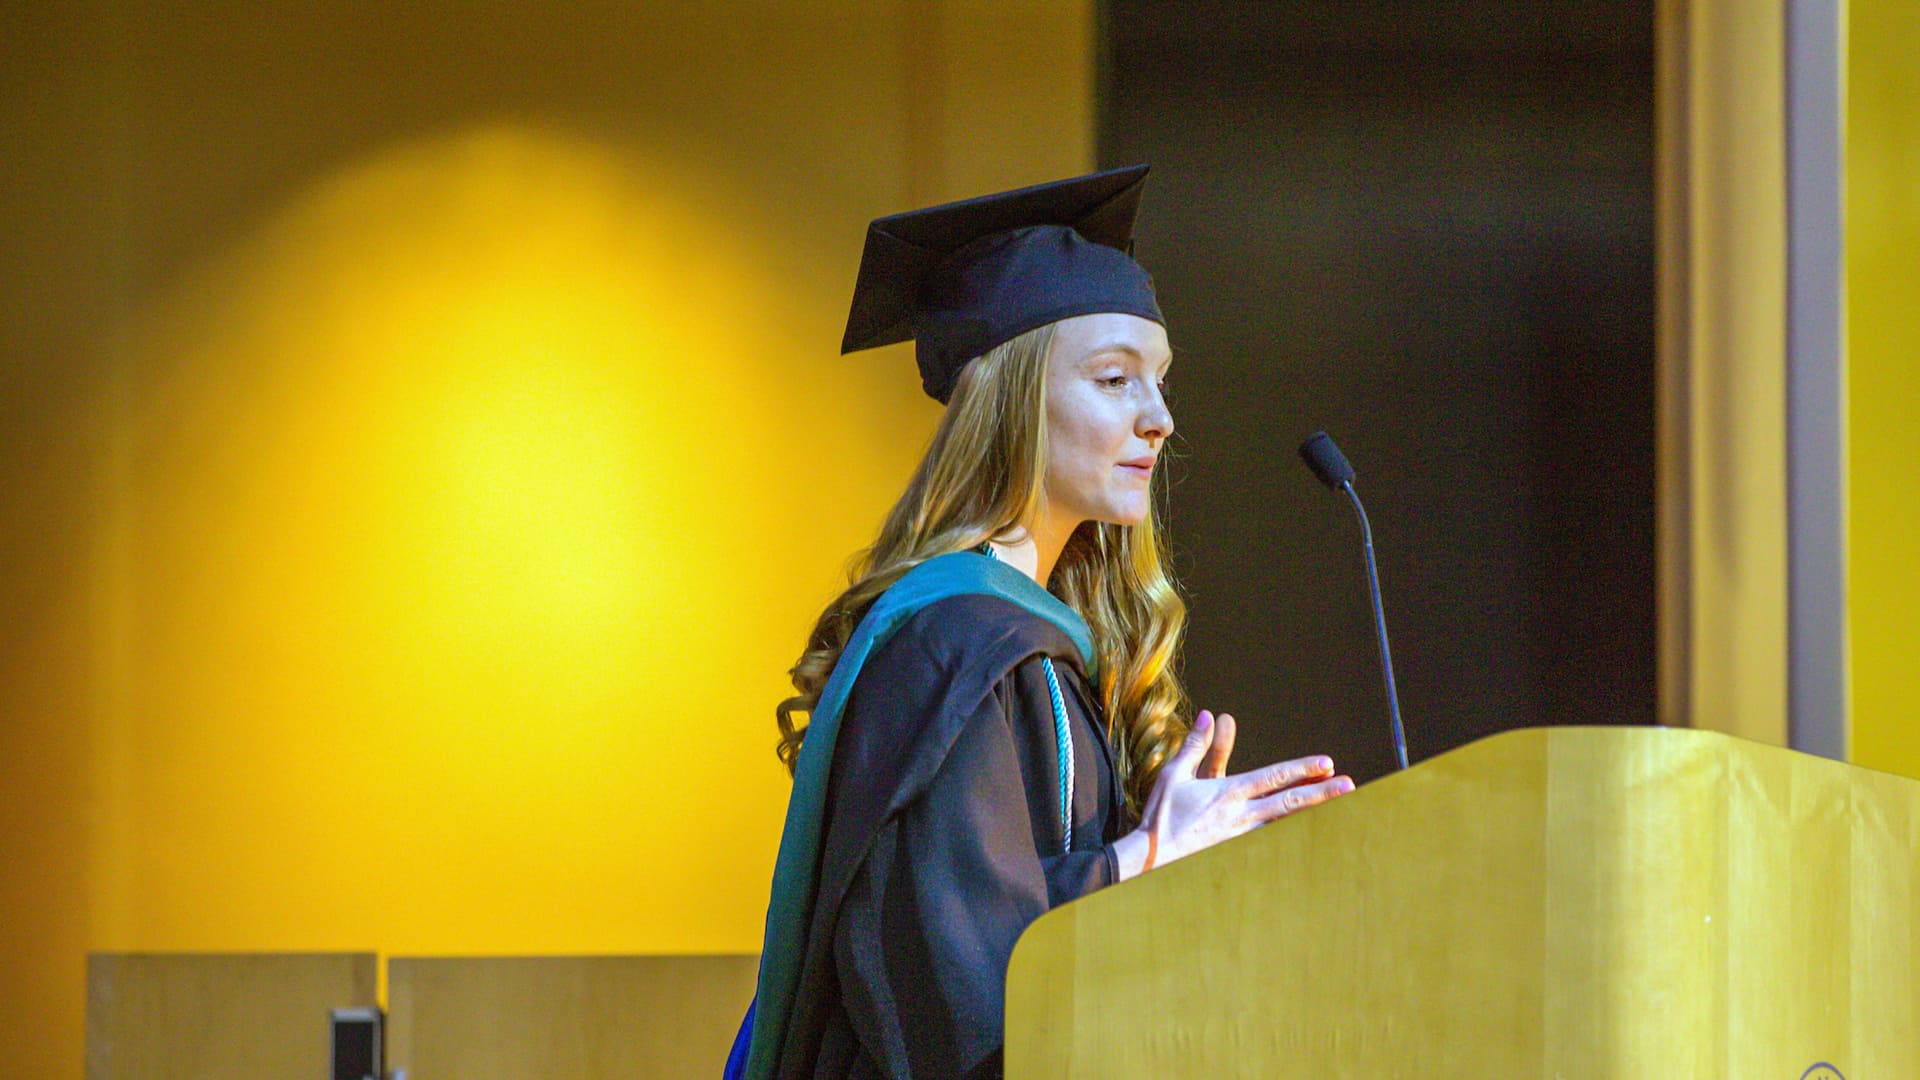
[
  {"x1": 1008, "y1": 727, "x2": 1920, "y2": 1077},
  {"x1": 85, "y1": 952, "x2": 375, "y2": 1080},
  {"x1": 1541, "y1": 728, "x2": 1719, "y2": 1074},
  {"x1": 387, "y1": 954, "x2": 757, "y2": 1079},
  {"x1": 1845, "y1": 766, "x2": 1920, "y2": 1073}
]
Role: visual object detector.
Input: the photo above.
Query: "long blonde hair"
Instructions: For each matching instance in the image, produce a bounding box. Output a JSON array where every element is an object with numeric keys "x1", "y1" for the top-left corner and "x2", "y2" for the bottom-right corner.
[{"x1": 776, "y1": 322, "x2": 1190, "y2": 817}]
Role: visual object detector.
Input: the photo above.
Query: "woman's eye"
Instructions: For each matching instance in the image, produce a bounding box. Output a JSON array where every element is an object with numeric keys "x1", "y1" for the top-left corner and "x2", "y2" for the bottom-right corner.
[{"x1": 1099, "y1": 374, "x2": 1128, "y2": 388}]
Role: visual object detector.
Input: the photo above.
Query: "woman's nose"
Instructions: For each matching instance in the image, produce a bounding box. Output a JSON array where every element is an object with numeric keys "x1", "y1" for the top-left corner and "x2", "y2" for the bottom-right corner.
[{"x1": 1139, "y1": 390, "x2": 1173, "y2": 441}]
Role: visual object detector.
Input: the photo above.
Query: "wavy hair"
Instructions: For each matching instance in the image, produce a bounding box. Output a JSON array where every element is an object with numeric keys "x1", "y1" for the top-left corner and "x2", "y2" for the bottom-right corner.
[{"x1": 775, "y1": 322, "x2": 1190, "y2": 817}]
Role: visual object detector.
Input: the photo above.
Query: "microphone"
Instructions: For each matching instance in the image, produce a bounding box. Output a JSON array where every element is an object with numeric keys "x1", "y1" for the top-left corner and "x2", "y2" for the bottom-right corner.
[{"x1": 1297, "y1": 431, "x2": 1408, "y2": 771}]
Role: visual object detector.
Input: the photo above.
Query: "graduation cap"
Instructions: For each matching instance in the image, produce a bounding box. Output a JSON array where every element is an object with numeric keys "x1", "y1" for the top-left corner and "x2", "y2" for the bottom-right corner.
[{"x1": 841, "y1": 165, "x2": 1163, "y2": 403}]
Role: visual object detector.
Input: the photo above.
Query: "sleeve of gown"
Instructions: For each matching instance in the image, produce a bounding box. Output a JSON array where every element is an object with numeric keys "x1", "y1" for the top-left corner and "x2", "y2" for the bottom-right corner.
[{"x1": 831, "y1": 678, "x2": 1115, "y2": 1080}]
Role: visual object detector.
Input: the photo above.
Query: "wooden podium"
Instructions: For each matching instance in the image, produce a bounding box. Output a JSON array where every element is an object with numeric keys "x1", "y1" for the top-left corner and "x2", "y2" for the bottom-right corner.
[{"x1": 1006, "y1": 727, "x2": 1919, "y2": 1077}]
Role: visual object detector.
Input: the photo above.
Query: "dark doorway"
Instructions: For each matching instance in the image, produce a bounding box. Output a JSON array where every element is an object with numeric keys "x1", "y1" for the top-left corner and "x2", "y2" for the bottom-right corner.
[{"x1": 1101, "y1": 1, "x2": 1657, "y2": 780}]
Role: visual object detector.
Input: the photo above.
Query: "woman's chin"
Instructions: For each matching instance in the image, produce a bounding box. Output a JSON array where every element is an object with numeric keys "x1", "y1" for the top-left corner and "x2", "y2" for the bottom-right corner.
[{"x1": 1095, "y1": 503, "x2": 1152, "y2": 528}]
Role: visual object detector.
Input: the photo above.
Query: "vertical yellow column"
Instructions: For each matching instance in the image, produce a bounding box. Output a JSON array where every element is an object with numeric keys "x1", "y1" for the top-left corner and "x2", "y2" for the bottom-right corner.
[
  {"x1": 1847, "y1": 0, "x2": 1920, "y2": 778},
  {"x1": 1657, "y1": 0, "x2": 1789, "y2": 743}
]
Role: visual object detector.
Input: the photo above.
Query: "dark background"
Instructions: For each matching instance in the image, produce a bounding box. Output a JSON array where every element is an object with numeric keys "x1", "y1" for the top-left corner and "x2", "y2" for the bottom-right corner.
[{"x1": 1099, "y1": 0, "x2": 1658, "y2": 781}]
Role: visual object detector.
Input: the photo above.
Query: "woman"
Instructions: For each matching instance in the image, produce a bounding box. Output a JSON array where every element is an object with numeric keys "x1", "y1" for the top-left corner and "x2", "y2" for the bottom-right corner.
[{"x1": 731, "y1": 166, "x2": 1353, "y2": 1079}]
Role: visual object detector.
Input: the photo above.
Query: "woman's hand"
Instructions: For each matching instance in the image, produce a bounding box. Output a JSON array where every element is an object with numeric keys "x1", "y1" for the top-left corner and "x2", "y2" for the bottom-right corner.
[{"x1": 1112, "y1": 709, "x2": 1353, "y2": 880}]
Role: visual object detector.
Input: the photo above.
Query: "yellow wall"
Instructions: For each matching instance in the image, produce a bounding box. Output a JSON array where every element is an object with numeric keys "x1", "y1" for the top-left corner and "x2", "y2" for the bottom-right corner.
[
  {"x1": 0, "y1": 4, "x2": 1093, "y2": 1075},
  {"x1": 1847, "y1": 0, "x2": 1920, "y2": 778}
]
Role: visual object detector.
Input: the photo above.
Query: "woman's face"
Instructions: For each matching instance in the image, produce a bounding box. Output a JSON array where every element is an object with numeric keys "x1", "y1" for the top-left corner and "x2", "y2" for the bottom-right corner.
[{"x1": 1042, "y1": 312, "x2": 1174, "y2": 531}]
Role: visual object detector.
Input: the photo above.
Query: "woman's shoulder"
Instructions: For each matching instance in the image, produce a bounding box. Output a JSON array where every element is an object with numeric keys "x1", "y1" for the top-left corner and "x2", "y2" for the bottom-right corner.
[
  {"x1": 830, "y1": 592, "x2": 1081, "y2": 799},
  {"x1": 831, "y1": 593, "x2": 1078, "y2": 723},
  {"x1": 872, "y1": 592, "x2": 1081, "y2": 674}
]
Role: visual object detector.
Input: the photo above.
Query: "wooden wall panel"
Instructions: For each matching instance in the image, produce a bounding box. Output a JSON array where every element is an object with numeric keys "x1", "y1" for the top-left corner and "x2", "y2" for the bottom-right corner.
[
  {"x1": 387, "y1": 954, "x2": 758, "y2": 1078},
  {"x1": 86, "y1": 952, "x2": 375, "y2": 1080}
]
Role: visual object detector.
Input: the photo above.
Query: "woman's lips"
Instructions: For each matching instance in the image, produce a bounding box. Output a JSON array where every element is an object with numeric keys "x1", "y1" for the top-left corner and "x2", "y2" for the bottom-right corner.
[{"x1": 1118, "y1": 462, "x2": 1153, "y2": 478}]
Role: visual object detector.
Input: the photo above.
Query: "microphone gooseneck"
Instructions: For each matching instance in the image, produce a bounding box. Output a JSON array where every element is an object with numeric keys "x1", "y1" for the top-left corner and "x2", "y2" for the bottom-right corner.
[{"x1": 1298, "y1": 431, "x2": 1409, "y2": 771}]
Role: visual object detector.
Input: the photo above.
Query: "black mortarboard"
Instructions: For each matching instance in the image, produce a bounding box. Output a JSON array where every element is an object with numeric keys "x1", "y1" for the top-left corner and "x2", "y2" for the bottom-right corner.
[{"x1": 841, "y1": 165, "x2": 1163, "y2": 403}]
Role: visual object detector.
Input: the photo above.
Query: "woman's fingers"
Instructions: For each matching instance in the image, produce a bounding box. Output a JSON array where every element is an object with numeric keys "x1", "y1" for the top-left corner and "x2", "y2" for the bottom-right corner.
[
  {"x1": 1237, "y1": 754, "x2": 1337, "y2": 798},
  {"x1": 1166, "y1": 709, "x2": 1216, "y2": 781},
  {"x1": 1198, "y1": 712, "x2": 1236, "y2": 779},
  {"x1": 1247, "y1": 775, "x2": 1354, "y2": 822}
]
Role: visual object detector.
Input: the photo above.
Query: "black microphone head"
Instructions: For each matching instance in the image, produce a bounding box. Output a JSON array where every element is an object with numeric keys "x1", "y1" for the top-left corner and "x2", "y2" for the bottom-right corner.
[{"x1": 1298, "y1": 431, "x2": 1356, "y2": 490}]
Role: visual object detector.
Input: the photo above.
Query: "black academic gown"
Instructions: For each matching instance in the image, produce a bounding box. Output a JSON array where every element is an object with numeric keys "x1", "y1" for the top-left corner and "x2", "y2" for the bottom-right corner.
[{"x1": 779, "y1": 592, "x2": 1127, "y2": 1080}]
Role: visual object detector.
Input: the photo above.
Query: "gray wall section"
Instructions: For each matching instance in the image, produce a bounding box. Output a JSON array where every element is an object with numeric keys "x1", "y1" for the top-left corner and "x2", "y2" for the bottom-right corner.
[
  {"x1": 1099, "y1": 1, "x2": 1658, "y2": 780},
  {"x1": 1786, "y1": 0, "x2": 1847, "y2": 760}
]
